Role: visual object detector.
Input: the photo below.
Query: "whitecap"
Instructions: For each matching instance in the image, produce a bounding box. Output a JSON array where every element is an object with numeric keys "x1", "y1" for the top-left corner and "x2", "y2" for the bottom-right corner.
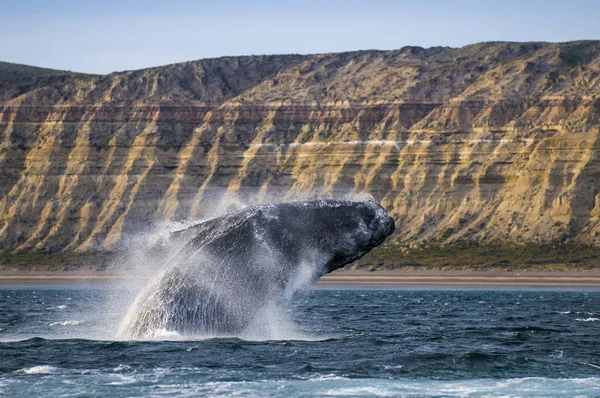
[
  {"x1": 383, "y1": 364, "x2": 404, "y2": 370},
  {"x1": 309, "y1": 374, "x2": 349, "y2": 382},
  {"x1": 576, "y1": 318, "x2": 599, "y2": 322},
  {"x1": 199, "y1": 381, "x2": 268, "y2": 395},
  {"x1": 49, "y1": 320, "x2": 84, "y2": 327},
  {"x1": 16, "y1": 365, "x2": 58, "y2": 374},
  {"x1": 582, "y1": 362, "x2": 600, "y2": 370},
  {"x1": 106, "y1": 374, "x2": 137, "y2": 385},
  {"x1": 146, "y1": 328, "x2": 184, "y2": 340},
  {"x1": 112, "y1": 364, "x2": 133, "y2": 372},
  {"x1": 325, "y1": 386, "x2": 394, "y2": 396}
]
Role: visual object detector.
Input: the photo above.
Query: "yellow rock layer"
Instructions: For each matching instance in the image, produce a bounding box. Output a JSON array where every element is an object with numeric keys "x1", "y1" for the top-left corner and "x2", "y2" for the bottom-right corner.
[
  {"x1": 0, "y1": 101, "x2": 598, "y2": 252},
  {"x1": 1, "y1": 41, "x2": 600, "y2": 252}
]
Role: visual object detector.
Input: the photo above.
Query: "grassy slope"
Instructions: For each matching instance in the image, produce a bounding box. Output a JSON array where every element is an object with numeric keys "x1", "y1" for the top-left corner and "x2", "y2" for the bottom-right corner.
[
  {"x1": 1, "y1": 243, "x2": 600, "y2": 272},
  {"x1": 0, "y1": 61, "x2": 88, "y2": 81},
  {"x1": 351, "y1": 242, "x2": 600, "y2": 271},
  {"x1": 0, "y1": 252, "x2": 116, "y2": 271}
]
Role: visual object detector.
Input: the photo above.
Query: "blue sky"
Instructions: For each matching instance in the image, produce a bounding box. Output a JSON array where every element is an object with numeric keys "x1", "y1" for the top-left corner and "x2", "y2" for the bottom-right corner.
[{"x1": 1, "y1": 0, "x2": 598, "y2": 74}]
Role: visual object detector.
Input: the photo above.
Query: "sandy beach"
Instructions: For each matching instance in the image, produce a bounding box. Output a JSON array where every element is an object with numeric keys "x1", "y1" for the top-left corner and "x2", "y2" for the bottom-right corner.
[
  {"x1": 1, "y1": 269, "x2": 600, "y2": 289},
  {"x1": 318, "y1": 270, "x2": 600, "y2": 289}
]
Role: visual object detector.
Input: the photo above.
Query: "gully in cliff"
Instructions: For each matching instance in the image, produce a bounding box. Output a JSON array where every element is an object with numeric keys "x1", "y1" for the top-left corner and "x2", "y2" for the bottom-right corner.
[{"x1": 118, "y1": 199, "x2": 395, "y2": 339}]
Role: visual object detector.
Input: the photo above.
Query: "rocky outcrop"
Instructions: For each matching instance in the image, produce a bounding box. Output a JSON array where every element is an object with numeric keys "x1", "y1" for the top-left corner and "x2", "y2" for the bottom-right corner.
[{"x1": 1, "y1": 41, "x2": 600, "y2": 253}]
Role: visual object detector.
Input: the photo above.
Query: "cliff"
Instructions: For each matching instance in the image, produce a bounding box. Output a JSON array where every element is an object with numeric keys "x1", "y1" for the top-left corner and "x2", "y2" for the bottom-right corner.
[{"x1": 1, "y1": 41, "x2": 600, "y2": 254}]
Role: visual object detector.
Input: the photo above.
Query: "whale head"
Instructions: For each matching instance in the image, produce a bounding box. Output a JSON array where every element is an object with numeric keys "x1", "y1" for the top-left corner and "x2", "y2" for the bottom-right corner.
[
  {"x1": 328, "y1": 200, "x2": 396, "y2": 272},
  {"x1": 249, "y1": 199, "x2": 396, "y2": 276}
]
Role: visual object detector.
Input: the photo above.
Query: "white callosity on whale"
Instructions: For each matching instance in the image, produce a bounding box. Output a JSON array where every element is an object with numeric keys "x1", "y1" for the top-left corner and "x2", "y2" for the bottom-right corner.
[{"x1": 118, "y1": 199, "x2": 395, "y2": 339}]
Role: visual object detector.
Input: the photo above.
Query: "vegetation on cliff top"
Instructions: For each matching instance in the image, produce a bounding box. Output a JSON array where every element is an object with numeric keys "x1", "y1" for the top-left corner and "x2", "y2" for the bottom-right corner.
[
  {"x1": 352, "y1": 242, "x2": 600, "y2": 271},
  {"x1": 0, "y1": 61, "x2": 84, "y2": 81},
  {"x1": 1, "y1": 243, "x2": 599, "y2": 272},
  {"x1": 2, "y1": 40, "x2": 600, "y2": 105}
]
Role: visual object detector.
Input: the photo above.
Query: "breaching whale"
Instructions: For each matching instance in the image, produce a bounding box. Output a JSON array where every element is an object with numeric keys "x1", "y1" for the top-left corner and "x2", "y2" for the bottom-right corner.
[{"x1": 118, "y1": 199, "x2": 395, "y2": 338}]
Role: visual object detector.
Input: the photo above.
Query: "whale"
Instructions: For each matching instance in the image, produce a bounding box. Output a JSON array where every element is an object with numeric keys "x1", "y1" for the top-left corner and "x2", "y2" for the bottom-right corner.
[{"x1": 118, "y1": 199, "x2": 395, "y2": 338}]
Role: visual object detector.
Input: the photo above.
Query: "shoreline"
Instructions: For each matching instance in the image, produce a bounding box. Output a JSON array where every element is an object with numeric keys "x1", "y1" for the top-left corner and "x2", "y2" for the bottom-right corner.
[
  {"x1": 1, "y1": 270, "x2": 600, "y2": 289},
  {"x1": 319, "y1": 270, "x2": 600, "y2": 290}
]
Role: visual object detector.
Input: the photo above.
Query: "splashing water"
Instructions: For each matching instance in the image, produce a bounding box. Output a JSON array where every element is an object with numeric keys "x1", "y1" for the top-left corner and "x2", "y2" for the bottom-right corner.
[{"x1": 115, "y1": 199, "x2": 395, "y2": 341}]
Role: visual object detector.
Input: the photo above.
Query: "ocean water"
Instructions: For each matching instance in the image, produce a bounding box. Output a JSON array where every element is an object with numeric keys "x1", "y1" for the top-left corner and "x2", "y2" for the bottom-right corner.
[{"x1": 1, "y1": 287, "x2": 599, "y2": 397}]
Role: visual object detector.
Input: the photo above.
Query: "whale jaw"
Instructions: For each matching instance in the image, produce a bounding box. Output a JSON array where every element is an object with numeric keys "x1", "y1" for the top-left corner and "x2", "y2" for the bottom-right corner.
[{"x1": 324, "y1": 200, "x2": 395, "y2": 274}]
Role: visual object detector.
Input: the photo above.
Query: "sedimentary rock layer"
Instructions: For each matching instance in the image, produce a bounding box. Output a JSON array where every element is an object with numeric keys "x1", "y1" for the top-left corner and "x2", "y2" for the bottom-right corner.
[{"x1": 1, "y1": 41, "x2": 600, "y2": 252}]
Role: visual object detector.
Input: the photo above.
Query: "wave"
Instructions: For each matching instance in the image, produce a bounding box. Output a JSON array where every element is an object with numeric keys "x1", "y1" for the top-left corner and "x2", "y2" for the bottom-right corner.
[
  {"x1": 200, "y1": 377, "x2": 600, "y2": 397},
  {"x1": 49, "y1": 320, "x2": 84, "y2": 327},
  {"x1": 15, "y1": 365, "x2": 58, "y2": 374},
  {"x1": 4, "y1": 371, "x2": 599, "y2": 397},
  {"x1": 119, "y1": 328, "x2": 331, "y2": 343},
  {"x1": 105, "y1": 374, "x2": 137, "y2": 386}
]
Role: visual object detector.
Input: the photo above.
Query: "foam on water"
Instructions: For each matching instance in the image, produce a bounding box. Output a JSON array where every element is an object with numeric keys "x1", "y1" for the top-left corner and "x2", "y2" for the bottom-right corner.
[
  {"x1": 138, "y1": 328, "x2": 185, "y2": 341},
  {"x1": 582, "y1": 362, "x2": 600, "y2": 370},
  {"x1": 15, "y1": 365, "x2": 58, "y2": 375},
  {"x1": 197, "y1": 377, "x2": 600, "y2": 397},
  {"x1": 105, "y1": 374, "x2": 137, "y2": 386},
  {"x1": 49, "y1": 320, "x2": 83, "y2": 327},
  {"x1": 6, "y1": 374, "x2": 596, "y2": 397},
  {"x1": 364, "y1": 378, "x2": 600, "y2": 397}
]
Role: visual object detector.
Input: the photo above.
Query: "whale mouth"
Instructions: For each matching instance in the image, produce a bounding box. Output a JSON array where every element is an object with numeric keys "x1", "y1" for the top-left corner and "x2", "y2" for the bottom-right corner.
[
  {"x1": 326, "y1": 209, "x2": 395, "y2": 274},
  {"x1": 359, "y1": 201, "x2": 395, "y2": 247},
  {"x1": 370, "y1": 213, "x2": 395, "y2": 245}
]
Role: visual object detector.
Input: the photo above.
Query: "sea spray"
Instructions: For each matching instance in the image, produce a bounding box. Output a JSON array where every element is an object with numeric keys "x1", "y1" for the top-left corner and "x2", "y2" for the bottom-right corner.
[
  {"x1": 80, "y1": 219, "x2": 205, "y2": 340},
  {"x1": 116, "y1": 199, "x2": 394, "y2": 340},
  {"x1": 116, "y1": 245, "x2": 321, "y2": 340}
]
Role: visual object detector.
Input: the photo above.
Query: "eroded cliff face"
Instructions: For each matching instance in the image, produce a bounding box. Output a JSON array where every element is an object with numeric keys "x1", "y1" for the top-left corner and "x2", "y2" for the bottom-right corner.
[{"x1": 1, "y1": 42, "x2": 600, "y2": 253}]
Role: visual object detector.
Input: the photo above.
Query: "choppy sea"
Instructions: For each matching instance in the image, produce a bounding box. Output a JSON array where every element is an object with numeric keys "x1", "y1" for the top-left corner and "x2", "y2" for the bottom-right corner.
[{"x1": 1, "y1": 286, "x2": 599, "y2": 397}]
